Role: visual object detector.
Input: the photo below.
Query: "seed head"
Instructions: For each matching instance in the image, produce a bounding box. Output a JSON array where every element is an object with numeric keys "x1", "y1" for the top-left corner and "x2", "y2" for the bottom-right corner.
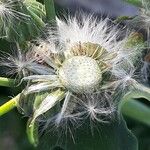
[{"x1": 59, "y1": 56, "x2": 102, "y2": 93}]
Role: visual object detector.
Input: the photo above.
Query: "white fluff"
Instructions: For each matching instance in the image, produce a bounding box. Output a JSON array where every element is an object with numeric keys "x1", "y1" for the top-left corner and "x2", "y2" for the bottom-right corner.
[
  {"x1": 0, "y1": 0, "x2": 30, "y2": 37},
  {"x1": 55, "y1": 16, "x2": 142, "y2": 70},
  {"x1": 0, "y1": 15, "x2": 144, "y2": 132}
]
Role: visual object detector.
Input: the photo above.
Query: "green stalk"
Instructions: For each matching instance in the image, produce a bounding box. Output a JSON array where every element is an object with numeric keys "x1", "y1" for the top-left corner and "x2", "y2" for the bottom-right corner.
[
  {"x1": 44, "y1": 0, "x2": 56, "y2": 23},
  {"x1": 0, "y1": 77, "x2": 15, "y2": 87},
  {"x1": 27, "y1": 118, "x2": 39, "y2": 147},
  {"x1": 0, "y1": 94, "x2": 20, "y2": 116}
]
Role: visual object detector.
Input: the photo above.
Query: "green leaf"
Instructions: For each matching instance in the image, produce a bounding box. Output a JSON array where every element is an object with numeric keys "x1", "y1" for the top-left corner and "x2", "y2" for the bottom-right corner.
[
  {"x1": 115, "y1": 16, "x2": 135, "y2": 23},
  {"x1": 122, "y1": 99, "x2": 150, "y2": 126},
  {"x1": 25, "y1": 0, "x2": 46, "y2": 19},
  {"x1": 37, "y1": 114, "x2": 138, "y2": 150},
  {"x1": 27, "y1": 8, "x2": 45, "y2": 28},
  {"x1": 44, "y1": 0, "x2": 56, "y2": 24},
  {"x1": 120, "y1": 83, "x2": 150, "y2": 106},
  {"x1": 1, "y1": 0, "x2": 45, "y2": 43},
  {"x1": 123, "y1": 0, "x2": 142, "y2": 6},
  {"x1": 120, "y1": 83, "x2": 150, "y2": 126}
]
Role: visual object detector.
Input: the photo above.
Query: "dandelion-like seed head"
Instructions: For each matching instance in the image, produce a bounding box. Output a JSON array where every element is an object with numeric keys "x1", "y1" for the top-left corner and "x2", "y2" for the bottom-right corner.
[{"x1": 1, "y1": 15, "x2": 143, "y2": 135}]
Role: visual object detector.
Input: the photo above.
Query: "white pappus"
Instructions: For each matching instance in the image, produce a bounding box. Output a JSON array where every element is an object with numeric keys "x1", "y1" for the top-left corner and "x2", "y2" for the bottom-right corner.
[{"x1": 0, "y1": 15, "x2": 144, "y2": 135}]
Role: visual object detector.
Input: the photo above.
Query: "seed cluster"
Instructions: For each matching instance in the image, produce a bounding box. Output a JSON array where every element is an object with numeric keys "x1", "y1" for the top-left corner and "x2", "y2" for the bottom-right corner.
[{"x1": 59, "y1": 56, "x2": 102, "y2": 93}]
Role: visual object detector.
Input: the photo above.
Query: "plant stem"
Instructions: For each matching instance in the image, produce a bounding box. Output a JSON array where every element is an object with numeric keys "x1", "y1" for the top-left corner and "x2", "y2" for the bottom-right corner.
[
  {"x1": 44, "y1": 0, "x2": 56, "y2": 23},
  {"x1": 27, "y1": 118, "x2": 39, "y2": 147},
  {"x1": 0, "y1": 77, "x2": 15, "y2": 87},
  {"x1": 0, "y1": 94, "x2": 20, "y2": 116}
]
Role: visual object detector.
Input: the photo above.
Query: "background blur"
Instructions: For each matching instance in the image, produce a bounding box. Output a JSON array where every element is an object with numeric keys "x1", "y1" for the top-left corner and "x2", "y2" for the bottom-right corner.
[
  {"x1": 0, "y1": 0, "x2": 150, "y2": 150},
  {"x1": 55, "y1": 0, "x2": 138, "y2": 17}
]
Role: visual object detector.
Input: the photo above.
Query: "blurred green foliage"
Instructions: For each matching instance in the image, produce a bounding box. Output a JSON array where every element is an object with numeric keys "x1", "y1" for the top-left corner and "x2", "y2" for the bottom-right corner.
[{"x1": 0, "y1": 0, "x2": 150, "y2": 150}]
